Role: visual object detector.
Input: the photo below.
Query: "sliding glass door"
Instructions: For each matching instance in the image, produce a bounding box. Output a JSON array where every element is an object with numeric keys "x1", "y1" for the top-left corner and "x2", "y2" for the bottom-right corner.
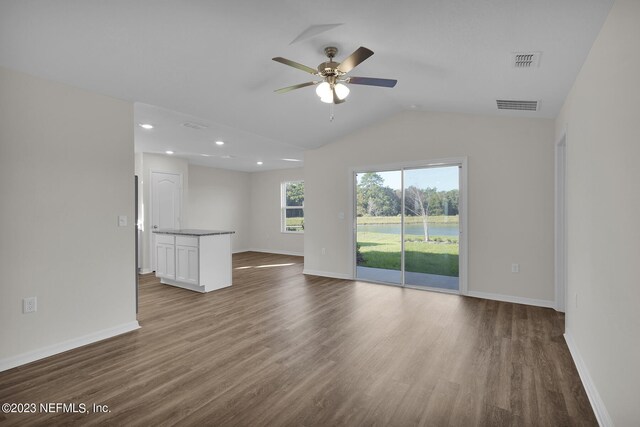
[
  {"x1": 355, "y1": 171, "x2": 402, "y2": 285},
  {"x1": 355, "y1": 163, "x2": 461, "y2": 292},
  {"x1": 403, "y1": 166, "x2": 460, "y2": 290}
]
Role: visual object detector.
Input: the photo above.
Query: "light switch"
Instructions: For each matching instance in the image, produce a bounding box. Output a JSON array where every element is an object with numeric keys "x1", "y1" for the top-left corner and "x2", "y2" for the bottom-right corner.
[
  {"x1": 118, "y1": 215, "x2": 128, "y2": 227},
  {"x1": 338, "y1": 212, "x2": 345, "y2": 220}
]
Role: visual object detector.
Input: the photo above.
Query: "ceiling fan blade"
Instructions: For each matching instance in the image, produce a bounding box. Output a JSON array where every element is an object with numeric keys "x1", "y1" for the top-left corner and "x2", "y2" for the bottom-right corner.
[
  {"x1": 272, "y1": 57, "x2": 318, "y2": 75},
  {"x1": 336, "y1": 46, "x2": 374, "y2": 74},
  {"x1": 348, "y1": 76, "x2": 398, "y2": 88},
  {"x1": 332, "y1": 86, "x2": 346, "y2": 104},
  {"x1": 274, "y1": 81, "x2": 318, "y2": 94}
]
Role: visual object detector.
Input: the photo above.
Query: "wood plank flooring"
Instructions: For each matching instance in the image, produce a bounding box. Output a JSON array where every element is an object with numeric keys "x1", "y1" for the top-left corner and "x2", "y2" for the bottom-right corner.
[{"x1": 0, "y1": 252, "x2": 596, "y2": 426}]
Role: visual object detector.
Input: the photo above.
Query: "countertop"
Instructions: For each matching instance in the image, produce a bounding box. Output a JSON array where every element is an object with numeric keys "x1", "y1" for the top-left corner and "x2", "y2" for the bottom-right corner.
[{"x1": 153, "y1": 229, "x2": 235, "y2": 236}]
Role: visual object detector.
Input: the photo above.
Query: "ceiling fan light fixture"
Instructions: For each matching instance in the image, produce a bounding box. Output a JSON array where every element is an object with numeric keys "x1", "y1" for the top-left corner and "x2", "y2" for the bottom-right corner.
[
  {"x1": 316, "y1": 82, "x2": 331, "y2": 98},
  {"x1": 335, "y1": 83, "x2": 350, "y2": 100},
  {"x1": 316, "y1": 81, "x2": 349, "y2": 103}
]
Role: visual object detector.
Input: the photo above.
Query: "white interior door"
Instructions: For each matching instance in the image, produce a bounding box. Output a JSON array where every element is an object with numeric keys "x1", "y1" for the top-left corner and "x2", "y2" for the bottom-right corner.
[{"x1": 151, "y1": 171, "x2": 182, "y2": 271}]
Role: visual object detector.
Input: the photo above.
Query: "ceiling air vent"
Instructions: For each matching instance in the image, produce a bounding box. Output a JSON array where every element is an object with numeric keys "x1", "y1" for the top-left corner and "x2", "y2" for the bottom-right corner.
[
  {"x1": 496, "y1": 100, "x2": 539, "y2": 111},
  {"x1": 182, "y1": 121, "x2": 208, "y2": 130},
  {"x1": 512, "y1": 52, "x2": 541, "y2": 68}
]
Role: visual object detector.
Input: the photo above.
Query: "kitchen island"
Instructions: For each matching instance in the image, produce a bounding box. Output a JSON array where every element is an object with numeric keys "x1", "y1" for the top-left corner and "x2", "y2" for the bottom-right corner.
[{"x1": 153, "y1": 229, "x2": 235, "y2": 293}]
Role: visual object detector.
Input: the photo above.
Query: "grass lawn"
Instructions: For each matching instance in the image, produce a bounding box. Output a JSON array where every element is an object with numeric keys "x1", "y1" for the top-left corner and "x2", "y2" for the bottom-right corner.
[
  {"x1": 357, "y1": 231, "x2": 459, "y2": 277},
  {"x1": 357, "y1": 215, "x2": 459, "y2": 225},
  {"x1": 284, "y1": 217, "x2": 304, "y2": 232}
]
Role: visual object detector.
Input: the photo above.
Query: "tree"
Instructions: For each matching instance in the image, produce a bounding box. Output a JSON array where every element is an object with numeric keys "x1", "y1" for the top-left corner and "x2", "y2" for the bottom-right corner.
[
  {"x1": 359, "y1": 172, "x2": 384, "y2": 189},
  {"x1": 405, "y1": 188, "x2": 459, "y2": 217},
  {"x1": 426, "y1": 189, "x2": 443, "y2": 216},
  {"x1": 405, "y1": 185, "x2": 431, "y2": 241},
  {"x1": 444, "y1": 190, "x2": 459, "y2": 215},
  {"x1": 357, "y1": 173, "x2": 400, "y2": 217},
  {"x1": 285, "y1": 182, "x2": 304, "y2": 207}
]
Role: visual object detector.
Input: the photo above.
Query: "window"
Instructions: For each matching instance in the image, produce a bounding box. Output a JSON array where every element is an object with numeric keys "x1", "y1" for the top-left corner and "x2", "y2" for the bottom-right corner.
[{"x1": 281, "y1": 181, "x2": 304, "y2": 233}]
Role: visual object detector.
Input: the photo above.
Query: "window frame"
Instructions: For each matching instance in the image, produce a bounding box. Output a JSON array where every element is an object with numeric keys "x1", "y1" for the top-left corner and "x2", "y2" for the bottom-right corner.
[{"x1": 281, "y1": 180, "x2": 304, "y2": 234}]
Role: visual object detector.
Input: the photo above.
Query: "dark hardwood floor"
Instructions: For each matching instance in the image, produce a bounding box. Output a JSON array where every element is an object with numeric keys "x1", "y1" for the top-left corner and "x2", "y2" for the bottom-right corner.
[{"x1": 0, "y1": 252, "x2": 596, "y2": 426}]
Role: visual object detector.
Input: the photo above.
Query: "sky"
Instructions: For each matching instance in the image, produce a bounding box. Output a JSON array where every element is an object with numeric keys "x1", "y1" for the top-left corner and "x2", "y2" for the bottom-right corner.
[{"x1": 357, "y1": 166, "x2": 459, "y2": 191}]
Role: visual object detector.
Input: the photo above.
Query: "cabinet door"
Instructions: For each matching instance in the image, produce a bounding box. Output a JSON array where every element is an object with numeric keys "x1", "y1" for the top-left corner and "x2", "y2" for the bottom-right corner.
[
  {"x1": 156, "y1": 243, "x2": 175, "y2": 279},
  {"x1": 176, "y1": 245, "x2": 199, "y2": 285}
]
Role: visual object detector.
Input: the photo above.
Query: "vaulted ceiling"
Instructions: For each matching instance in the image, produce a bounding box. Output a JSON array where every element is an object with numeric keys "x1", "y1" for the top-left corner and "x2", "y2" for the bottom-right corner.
[{"x1": 0, "y1": 0, "x2": 613, "y2": 171}]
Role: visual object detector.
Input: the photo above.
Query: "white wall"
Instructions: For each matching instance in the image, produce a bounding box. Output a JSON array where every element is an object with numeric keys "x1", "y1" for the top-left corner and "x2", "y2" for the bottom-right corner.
[
  {"x1": 250, "y1": 168, "x2": 304, "y2": 256},
  {"x1": 187, "y1": 165, "x2": 251, "y2": 252},
  {"x1": 138, "y1": 152, "x2": 189, "y2": 273},
  {"x1": 304, "y1": 111, "x2": 555, "y2": 303},
  {"x1": 0, "y1": 67, "x2": 138, "y2": 369},
  {"x1": 555, "y1": 0, "x2": 640, "y2": 424}
]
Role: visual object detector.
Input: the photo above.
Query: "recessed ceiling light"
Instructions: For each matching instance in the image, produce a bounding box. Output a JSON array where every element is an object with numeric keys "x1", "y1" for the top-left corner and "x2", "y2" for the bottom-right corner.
[
  {"x1": 282, "y1": 158, "x2": 302, "y2": 162},
  {"x1": 200, "y1": 154, "x2": 211, "y2": 157},
  {"x1": 215, "y1": 140, "x2": 225, "y2": 146},
  {"x1": 257, "y1": 161, "x2": 263, "y2": 165},
  {"x1": 139, "y1": 123, "x2": 154, "y2": 130},
  {"x1": 165, "y1": 150, "x2": 174, "y2": 155}
]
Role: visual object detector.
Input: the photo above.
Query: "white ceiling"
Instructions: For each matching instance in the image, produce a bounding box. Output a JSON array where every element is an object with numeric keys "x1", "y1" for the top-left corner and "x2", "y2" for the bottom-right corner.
[
  {"x1": 0, "y1": 0, "x2": 613, "y2": 171},
  {"x1": 135, "y1": 103, "x2": 305, "y2": 172}
]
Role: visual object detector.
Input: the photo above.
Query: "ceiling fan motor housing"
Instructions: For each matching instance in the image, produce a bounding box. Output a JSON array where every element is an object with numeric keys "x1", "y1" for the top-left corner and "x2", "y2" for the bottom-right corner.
[
  {"x1": 318, "y1": 46, "x2": 343, "y2": 79},
  {"x1": 318, "y1": 62, "x2": 341, "y2": 77}
]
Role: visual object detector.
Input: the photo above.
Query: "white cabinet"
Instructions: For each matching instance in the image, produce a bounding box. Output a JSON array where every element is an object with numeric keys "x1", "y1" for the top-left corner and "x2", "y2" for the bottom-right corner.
[
  {"x1": 153, "y1": 231, "x2": 233, "y2": 293},
  {"x1": 155, "y1": 243, "x2": 175, "y2": 279},
  {"x1": 176, "y1": 245, "x2": 199, "y2": 285}
]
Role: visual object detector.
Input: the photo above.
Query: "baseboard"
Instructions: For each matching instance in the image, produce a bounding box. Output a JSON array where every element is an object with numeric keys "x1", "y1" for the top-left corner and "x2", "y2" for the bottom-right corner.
[
  {"x1": 139, "y1": 268, "x2": 153, "y2": 274},
  {"x1": 249, "y1": 248, "x2": 304, "y2": 257},
  {"x1": 232, "y1": 248, "x2": 251, "y2": 254},
  {"x1": 466, "y1": 290, "x2": 555, "y2": 308},
  {"x1": 0, "y1": 321, "x2": 140, "y2": 373},
  {"x1": 564, "y1": 332, "x2": 612, "y2": 427},
  {"x1": 303, "y1": 269, "x2": 353, "y2": 280}
]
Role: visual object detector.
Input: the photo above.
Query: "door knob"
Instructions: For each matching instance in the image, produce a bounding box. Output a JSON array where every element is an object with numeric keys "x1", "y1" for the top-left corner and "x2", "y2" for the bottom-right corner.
[{"x1": 153, "y1": 225, "x2": 158, "y2": 229}]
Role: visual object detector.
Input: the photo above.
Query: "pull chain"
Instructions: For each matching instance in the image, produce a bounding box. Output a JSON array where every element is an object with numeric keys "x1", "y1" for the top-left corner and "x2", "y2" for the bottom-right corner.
[{"x1": 329, "y1": 102, "x2": 335, "y2": 122}]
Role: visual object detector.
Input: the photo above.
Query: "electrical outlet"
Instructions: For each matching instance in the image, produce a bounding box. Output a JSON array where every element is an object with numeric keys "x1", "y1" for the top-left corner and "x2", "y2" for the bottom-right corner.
[
  {"x1": 23, "y1": 297, "x2": 37, "y2": 313},
  {"x1": 118, "y1": 215, "x2": 128, "y2": 227},
  {"x1": 321, "y1": 247, "x2": 326, "y2": 255},
  {"x1": 511, "y1": 263, "x2": 520, "y2": 273}
]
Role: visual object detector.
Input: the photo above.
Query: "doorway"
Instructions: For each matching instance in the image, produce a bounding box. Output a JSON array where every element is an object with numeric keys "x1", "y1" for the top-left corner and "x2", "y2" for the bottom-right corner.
[
  {"x1": 354, "y1": 160, "x2": 466, "y2": 293},
  {"x1": 150, "y1": 171, "x2": 183, "y2": 271}
]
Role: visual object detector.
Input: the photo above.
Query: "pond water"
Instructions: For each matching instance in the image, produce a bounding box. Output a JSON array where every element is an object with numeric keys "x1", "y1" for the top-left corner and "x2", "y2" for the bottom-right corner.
[{"x1": 357, "y1": 222, "x2": 459, "y2": 237}]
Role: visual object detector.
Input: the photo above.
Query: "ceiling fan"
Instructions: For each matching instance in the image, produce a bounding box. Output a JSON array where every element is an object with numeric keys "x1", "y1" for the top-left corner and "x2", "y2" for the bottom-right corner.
[{"x1": 272, "y1": 46, "x2": 397, "y2": 104}]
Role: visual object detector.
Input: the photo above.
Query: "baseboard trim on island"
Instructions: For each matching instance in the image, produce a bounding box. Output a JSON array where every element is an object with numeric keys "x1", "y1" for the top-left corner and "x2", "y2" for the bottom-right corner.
[
  {"x1": 161, "y1": 278, "x2": 207, "y2": 293},
  {"x1": 159, "y1": 277, "x2": 231, "y2": 293},
  {"x1": 0, "y1": 321, "x2": 140, "y2": 373}
]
